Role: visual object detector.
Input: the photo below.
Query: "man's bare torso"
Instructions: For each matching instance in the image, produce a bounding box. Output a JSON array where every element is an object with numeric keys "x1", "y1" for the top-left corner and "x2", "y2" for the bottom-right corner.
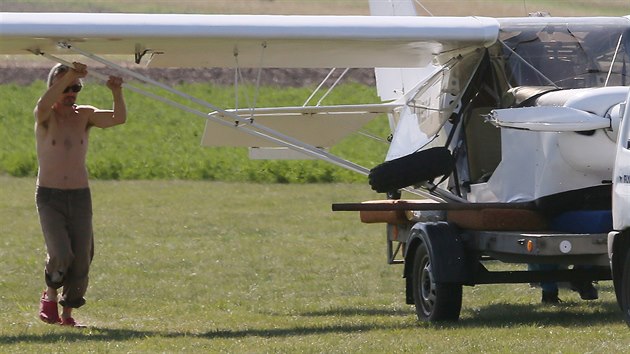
[{"x1": 36, "y1": 105, "x2": 92, "y2": 189}]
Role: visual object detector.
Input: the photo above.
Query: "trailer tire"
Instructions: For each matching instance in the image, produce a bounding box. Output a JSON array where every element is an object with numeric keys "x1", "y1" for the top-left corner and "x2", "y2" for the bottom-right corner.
[
  {"x1": 368, "y1": 147, "x2": 453, "y2": 193},
  {"x1": 412, "y1": 241, "x2": 462, "y2": 322},
  {"x1": 621, "y1": 251, "x2": 630, "y2": 326}
]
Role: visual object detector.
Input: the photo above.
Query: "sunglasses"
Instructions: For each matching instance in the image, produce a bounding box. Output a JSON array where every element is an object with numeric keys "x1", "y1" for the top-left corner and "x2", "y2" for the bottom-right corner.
[{"x1": 63, "y1": 84, "x2": 82, "y2": 93}]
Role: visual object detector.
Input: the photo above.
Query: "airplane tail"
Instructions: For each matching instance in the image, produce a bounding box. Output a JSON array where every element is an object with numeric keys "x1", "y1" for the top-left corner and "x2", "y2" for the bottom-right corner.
[
  {"x1": 368, "y1": 0, "x2": 420, "y2": 17},
  {"x1": 369, "y1": 0, "x2": 442, "y2": 161},
  {"x1": 369, "y1": 0, "x2": 430, "y2": 102}
]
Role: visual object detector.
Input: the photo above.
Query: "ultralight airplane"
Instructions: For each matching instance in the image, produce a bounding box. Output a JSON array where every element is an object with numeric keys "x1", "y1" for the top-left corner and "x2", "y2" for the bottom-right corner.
[{"x1": 2, "y1": 0, "x2": 630, "y2": 325}]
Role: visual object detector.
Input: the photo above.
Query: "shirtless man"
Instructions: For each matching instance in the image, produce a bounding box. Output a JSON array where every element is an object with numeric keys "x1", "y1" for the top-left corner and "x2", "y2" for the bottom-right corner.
[{"x1": 35, "y1": 62, "x2": 126, "y2": 327}]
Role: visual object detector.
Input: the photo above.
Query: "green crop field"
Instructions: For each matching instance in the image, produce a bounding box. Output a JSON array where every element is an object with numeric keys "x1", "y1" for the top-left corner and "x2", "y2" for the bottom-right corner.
[
  {"x1": 0, "y1": 81, "x2": 388, "y2": 183},
  {"x1": 2, "y1": 0, "x2": 629, "y2": 16}
]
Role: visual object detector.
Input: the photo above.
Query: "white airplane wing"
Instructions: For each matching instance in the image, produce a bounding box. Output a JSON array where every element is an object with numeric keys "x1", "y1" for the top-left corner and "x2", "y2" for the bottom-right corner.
[
  {"x1": 0, "y1": 12, "x2": 499, "y2": 68},
  {"x1": 0, "y1": 11, "x2": 497, "y2": 183}
]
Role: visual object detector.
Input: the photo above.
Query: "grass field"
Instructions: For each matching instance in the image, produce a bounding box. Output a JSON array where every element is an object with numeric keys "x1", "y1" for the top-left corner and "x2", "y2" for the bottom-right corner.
[
  {"x1": 1, "y1": 176, "x2": 629, "y2": 353},
  {"x1": 2, "y1": 0, "x2": 630, "y2": 352},
  {"x1": 2, "y1": 0, "x2": 629, "y2": 16}
]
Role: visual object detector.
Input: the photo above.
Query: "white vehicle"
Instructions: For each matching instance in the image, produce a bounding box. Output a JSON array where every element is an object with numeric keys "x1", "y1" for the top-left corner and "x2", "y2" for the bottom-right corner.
[{"x1": 1, "y1": 0, "x2": 629, "y2": 324}]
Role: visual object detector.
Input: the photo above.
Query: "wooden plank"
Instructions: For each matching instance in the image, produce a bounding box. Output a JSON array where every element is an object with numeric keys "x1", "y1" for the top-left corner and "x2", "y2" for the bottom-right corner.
[{"x1": 331, "y1": 200, "x2": 537, "y2": 211}]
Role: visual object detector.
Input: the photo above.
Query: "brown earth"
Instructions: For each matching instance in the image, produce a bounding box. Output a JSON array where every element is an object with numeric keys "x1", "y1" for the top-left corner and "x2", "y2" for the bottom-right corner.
[{"x1": 0, "y1": 63, "x2": 375, "y2": 87}]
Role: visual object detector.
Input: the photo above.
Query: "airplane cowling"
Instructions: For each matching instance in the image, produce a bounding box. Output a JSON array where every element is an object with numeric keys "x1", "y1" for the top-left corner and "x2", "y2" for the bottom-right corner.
[
  {"x1": 555, "y1": 89, "x2": 626, "y2": 177},
  {"x1": 557, "y1": 130, "x2": 616, "y2": 175}
]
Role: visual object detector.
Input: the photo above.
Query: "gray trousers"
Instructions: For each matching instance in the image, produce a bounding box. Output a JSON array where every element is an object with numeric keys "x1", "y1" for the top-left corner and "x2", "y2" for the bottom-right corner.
[{"x1": 36, "y1": 186, "x2": 94, "y2": 308}]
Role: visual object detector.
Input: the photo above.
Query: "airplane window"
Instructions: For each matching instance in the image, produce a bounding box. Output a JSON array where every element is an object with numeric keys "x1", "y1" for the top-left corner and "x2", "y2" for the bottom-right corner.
[
  {"x1": 499, "y1": 19, "x2": 630, "y2": 89},
  {"x1": 406, "y1": 52, "x2": 483, "y2": 141}
]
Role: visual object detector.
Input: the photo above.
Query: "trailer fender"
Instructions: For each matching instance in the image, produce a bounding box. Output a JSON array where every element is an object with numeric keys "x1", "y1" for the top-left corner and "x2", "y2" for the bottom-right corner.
[{"x1": 404, "y1": 222, "x2": 471, "y2": 284}]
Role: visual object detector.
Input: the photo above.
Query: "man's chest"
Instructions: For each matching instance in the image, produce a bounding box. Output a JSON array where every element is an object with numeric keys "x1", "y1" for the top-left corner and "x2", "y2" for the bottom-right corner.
[
  {"x1": 45, "y1": 113, "x2": 90, "y2": 149},
  {"x1": 50, "y1": 111, "x2": 88, "y2": 134}
]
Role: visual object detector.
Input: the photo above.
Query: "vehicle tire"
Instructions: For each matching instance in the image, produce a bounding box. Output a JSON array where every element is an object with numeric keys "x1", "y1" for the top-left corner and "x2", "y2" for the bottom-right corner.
[
  {"x1": 621, "y1": 251, "x2": 630, "y2": 327},
  {"x1": 411, "y1": 241, "x2": 462, "y2": 322},
  {"x1": 610, "y1": 234, "x2": 630, "y2": 310},
  {"x1": 368, "y1": 147, "x2": 453, "y2": 193}
]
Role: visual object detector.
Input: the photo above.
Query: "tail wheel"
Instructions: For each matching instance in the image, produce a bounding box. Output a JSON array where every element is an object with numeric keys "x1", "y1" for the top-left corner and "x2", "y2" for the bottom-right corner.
[{"x1": 412, "y1": 241, "x2": 462, "y2": 322}]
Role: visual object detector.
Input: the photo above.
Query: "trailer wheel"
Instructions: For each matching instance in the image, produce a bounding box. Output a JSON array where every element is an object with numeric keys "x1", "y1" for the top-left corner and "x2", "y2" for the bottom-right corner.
[
  {"x1": 621, "y1": 252, "x2": 630, "y2": 326},
  {"x1": 412, "y1": 241, "x2": 462, "y2": 322},
  {"x1": 368, "y1": 147, "x2": 453, "y2": 193}
]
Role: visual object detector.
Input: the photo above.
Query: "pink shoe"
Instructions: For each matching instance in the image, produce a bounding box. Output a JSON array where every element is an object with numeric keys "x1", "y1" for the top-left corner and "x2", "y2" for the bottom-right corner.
[
  {"x1": 39, "y1": 292, "x2": 61, "y2": 324},
  {"x1": 60, "y1": 317, "x2": 86, "y2": 328}
]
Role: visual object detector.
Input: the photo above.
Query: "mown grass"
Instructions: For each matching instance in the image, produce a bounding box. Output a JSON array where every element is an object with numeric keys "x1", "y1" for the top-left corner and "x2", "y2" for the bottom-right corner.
[
  {"x1": 2, "y1": 1, "x2": 630, "y2": 351},
  {"x1": 2, "y1": 0, "x2": 628, "y2": 16},
  {"x1": 0, "y1": 80, "x2": 389, "y2": 183},
  {"x1": 1, "y1": 176, "x2": 629, "y2": 353}
]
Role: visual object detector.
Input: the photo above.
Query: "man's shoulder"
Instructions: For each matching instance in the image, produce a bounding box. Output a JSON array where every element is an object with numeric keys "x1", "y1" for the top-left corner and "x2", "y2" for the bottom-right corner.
[
  {"x1": 76, "y1": 104, "x2": 97, "y2": 112},
  {"x1": 75, "y1": 105, "x2": 98, "y2": 120}
]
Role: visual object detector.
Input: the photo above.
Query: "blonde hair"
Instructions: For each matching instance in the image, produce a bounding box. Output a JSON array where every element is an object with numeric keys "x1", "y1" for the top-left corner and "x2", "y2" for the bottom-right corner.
[
  {"x1": 47, "y1": 63, "x2": 69, "y2": 87},
  {"x1": 47, "y1": 63, "x2": 84, "y2": 88}
]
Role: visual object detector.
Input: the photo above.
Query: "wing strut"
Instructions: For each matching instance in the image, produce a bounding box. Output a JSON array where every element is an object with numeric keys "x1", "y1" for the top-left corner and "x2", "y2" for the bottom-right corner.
[
  {"x1": 315, "y1": 68, "x2": 350, "y2": 106},
  {"x1": 232, "y1": 41, "x2": 266, "y2": 117},
  {"x1": 35, "y1": 44, "x2": 449, "y2": 201},
  {"x1": 303, "y1": 68, "x2": 338, "y2": 106},
  {"x1": 49, "y1": 42, "x2": 370, "y2": 176}
]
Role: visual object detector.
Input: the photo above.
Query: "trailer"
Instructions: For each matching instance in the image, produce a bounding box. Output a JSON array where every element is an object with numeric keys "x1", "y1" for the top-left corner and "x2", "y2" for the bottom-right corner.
[{"x1": 333, "y1": 200, "x2": 617, "y2": 321}]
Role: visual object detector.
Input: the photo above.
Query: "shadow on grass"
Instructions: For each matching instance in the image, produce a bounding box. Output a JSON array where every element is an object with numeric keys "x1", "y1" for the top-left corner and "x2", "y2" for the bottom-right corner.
[
  {"x1": 0, "y1": 322, "x2": 417, "y2": 345},
  {"x1": 449, "y1": 300, "x2": 624, "y2": 328},
  {"x1": 195, "y1": 323, "x2": 415, "y2": 339},
  {"x1": 1, "y1": 302, "x2": 624, "y2": 344},
  {"x1": 295, "y1": 301, "x2": 625, "y2": 328},
  {"x1": 294, "y1": 307, "x2": 413, "y2": 317}
]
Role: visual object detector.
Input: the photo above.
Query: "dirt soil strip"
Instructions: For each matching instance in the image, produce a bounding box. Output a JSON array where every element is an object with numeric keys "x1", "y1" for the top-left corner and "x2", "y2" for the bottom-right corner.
[{"x1": 0, "y1": 65, "x2": 375, "y2": 87}]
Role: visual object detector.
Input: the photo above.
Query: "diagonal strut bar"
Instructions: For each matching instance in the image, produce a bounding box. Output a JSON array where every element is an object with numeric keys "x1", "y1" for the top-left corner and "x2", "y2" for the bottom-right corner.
[
  {"x1": 57, "y1": 42, "x2": 370, "y2": 176},
  {"x1": 34, "y1": 50, "x2": 339, "y2": 167}
]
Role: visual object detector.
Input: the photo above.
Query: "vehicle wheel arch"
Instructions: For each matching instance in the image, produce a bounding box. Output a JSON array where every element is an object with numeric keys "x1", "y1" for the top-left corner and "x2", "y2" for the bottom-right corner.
[
  {"x1": 404, "y1": 221, "x2": 472, "y2": 283},
  {"x1": 404, "y1": 227, "x2": 426, "y2": 280}
]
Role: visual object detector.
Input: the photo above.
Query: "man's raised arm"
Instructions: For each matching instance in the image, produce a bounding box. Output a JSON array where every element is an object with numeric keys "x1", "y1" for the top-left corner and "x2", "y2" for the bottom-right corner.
[{"x1": 88, "y1": 76, "x2": 127, "y2": 129}]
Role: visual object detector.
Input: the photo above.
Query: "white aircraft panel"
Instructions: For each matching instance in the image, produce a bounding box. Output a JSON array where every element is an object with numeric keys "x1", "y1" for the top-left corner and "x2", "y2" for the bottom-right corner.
[
  {"x1": 613, "y1": 89, "x2": 630, "y2": 230},
  {"x1": 201, "y1": 110, "x2": 380, "y2": 147},
  {"x1": 488, "y1": 106, "x2": 611, "y2": 132}
]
